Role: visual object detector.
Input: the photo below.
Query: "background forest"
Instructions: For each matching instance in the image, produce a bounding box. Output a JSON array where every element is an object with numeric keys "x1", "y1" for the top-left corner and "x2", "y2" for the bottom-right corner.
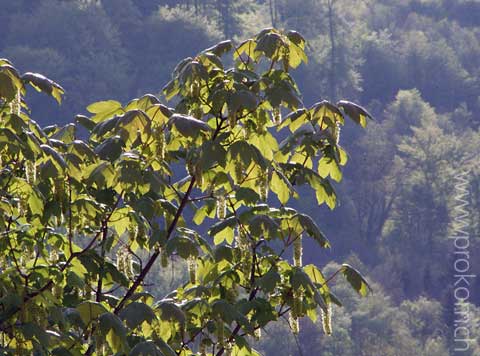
[{"x1": 1, "y1": 0, "x2": 479, "y2": 355}]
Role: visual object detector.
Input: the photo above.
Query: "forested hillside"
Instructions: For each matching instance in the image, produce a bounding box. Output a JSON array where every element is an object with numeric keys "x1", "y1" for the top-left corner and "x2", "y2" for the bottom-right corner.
[{"x1": 1, "y1": 0, "x2": 479, "y2": 355}]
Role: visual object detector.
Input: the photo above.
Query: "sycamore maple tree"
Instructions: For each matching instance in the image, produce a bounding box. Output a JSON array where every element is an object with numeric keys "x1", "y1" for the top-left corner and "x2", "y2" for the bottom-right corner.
[{"x1": 0, "y1": 29, "x2": 372, "y2": 355}]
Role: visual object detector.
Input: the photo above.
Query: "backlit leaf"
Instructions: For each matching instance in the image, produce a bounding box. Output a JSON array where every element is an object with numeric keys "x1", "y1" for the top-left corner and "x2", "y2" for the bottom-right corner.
[
  {"x1": 341, "y1": 264, "x2": 372, "y2": 297},
  {"x1": 22, "y1": 72, "x2": 65, "y2": 104}
]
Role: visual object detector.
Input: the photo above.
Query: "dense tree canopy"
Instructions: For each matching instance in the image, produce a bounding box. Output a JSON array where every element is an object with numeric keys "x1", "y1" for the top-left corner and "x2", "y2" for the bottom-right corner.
[{"x1": 0, "y1": 29, "x2": 373, "y2": 355}]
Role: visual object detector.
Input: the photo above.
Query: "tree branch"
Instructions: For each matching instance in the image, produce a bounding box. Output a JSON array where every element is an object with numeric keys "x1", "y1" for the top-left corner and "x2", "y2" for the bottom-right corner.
[
  {"x1": 113, "y1": 176, "x2": 197, "y2": 314},
  {"x1": 113, "y1": 119, "x2": 226, "y2": 315}
]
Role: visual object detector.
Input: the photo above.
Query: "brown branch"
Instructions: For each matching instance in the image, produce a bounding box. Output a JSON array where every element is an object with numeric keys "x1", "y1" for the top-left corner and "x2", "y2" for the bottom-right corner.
[
  {"x1": 5, "y1": 216, "x2": 26, "y2": 280},
  {"x1": 67, "y1": 176, "x2": 74, "y2": 255},
  {"x1": 317, "y1": 267, "x2": 343, "y2": 290},
  {"x1": 96, "y1": 223, "x2": 108, "y2": 303}
]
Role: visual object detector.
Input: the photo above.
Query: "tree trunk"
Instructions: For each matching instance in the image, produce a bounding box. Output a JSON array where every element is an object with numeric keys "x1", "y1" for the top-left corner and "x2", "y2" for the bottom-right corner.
[
  {"x1": 218, "y1": 0, "x2": 232, "y2": 38},
  {"x1": 269, "y1": 0, "x2": 277, "y2": 27},
  {"x1": 327, "y1": 0, "x2": 337, "y2": 101}
]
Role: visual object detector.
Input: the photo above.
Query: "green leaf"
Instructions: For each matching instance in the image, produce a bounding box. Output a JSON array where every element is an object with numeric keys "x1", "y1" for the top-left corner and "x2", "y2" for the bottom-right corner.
[
  {"x1": 235, "y1": 187, "x2": 260, "y2": 206},
  {"x1": 235, "y1": 39, "x2": 256, "y2": 60},
  {"x1": 315, "y1": 179, "x2": 337, "y2": 209},
  {"x1": 126, "y1": 94, "x2": 161, "y2": 111},
  {"x1": 270, "y1": 170, "x2": 291, "y2": 204},
  {"x1": 213, "y1": 225, "x2": 234, "y2": 245},
  {"x1": 41, "y1": 144, "x2": 67, "y2": 169},
  {"x1": 92, "y1": 116, "x2": 121, "y2": 139},
  {"x1": 103, "y1": 261, "x2": 129, "y2": 287},
  {"x1": 51, "y1": 123, "x2": 76, "y2": 143},
  {"x1": 212, "y1": 300, "x2": 251, "y2": 328},
  {"x1": 290, "y1": 267, "x2": 313, "y2": 290},
  {"x1": 198, "y1": 141, "x2": 227, "y2": 168},
  {"x1": 87, "y1": 100, "x2": 122, "y2": 114},
  {"x1": 265, "y1": 87, "x2": 298, "y2": 110},
  {"x1": 193, "y1": 201, "x2": 214, "y2": 225},
  {"x1": 209, "y1": 216, "x2": 237, "y2": 238},
  {"x1": 280, "y1": 163, "x2": 337, "y2": 209},
  {"x1": 214, "y1": 245, "x2": 234, "y2": 263},
  {"x1": 40, "y1": 144, "x2": 67, "y2": 175},
  {"x1": 286, "y1": 31, "x2": 306, "y2": 49},
  {"x1": 115, "y1": 110, "x2": 150, "y2": 144},
  {"x1": 255, "y1": 268, "x2": 281, "y2": 293},
  {"x1": 205, "y1": 40, "x2": 233, "y2": 57},
  {"x1": 310, "y1": 100, "x2": 344, "y2": 125},
  {"x1": 303, "y1": 264, "x2": 329, "y2": 309},
  {"x1": 287, "y1": 31, "x2": 308, "y2": 68},
  {"x1": 76, "y1": 301, "x2": 108, "y2": 325},
  {"x1": 0, "y1": 72, "x2": 17, "y2": 101},
  {"x1": 98, "y1": 313, "x2": 127, "y2": 353},
  {"x1": 228, "y1": 141, "x2": 267, "y2": 169},
  {"x1": 85, "y1": 161, "x2": 116, "y2": 188},
  {"x1": 162, "y1": 79, "x2": 180, "y2": 101},
  {"x1": 337, "y1": 100, "x2": 372, "y2": 128},
  {"x1": 231, "y1": 345, "x2": 262, "y2": 356},
  {"x1": 28, "y1": 186, "x2": 44, "y2": 216},
  {"x1": 278, "y1": 108, "x2": 310, "y2": 132},
  {"x1": 146, "y1": 104, "x2": 173, "y2": 125},
  {"x1": 318, "y1": 147, "x2": 342, "y2": 182},
  {"x1": 156, "y1": 300, "x2": 185, "y2": 326},
  {"x1": 228, "y1": 90, "x2": 258, "y2": 113},
  {"x1": 69, "y1": 140, "x2": 95, "y2": 160},
  {"x1": 249, "y1": 214, "x2": 278, "y2": 238},
  {"x1": 75, "y1": 114, "x2": 96, "y2": 131},
  {"x1": 256, "y1": 31, "x2": 283, "y2": 59},
  {"x1": 119, "y1": 302, "x2": 156, "y2": 330},
  {"x1": 89, "y1": 102, "x2": 124, "y2": 124},
  {"x1": 20, "y1": 322, "x2": 50, "y2": 347},
  {"x1": 129, "y1": 341, "x2": 163, "y2": 356},
  {"x1": 211, "y1": 299, "x2": 237, "y2": 324},
  {"x1": 0, "y1": 58, "x2": 13, "y2": 66},
  {"x1": 0, "y1": 64, "x2": 23, "y2": 93},
  {"x1": 94, "y1": 136, "x2": 124, "y2": 161},
  {"x1": 304, "y1": 264, "x2": 326, "y2": 286},
  {"x1": 295, "y1": 214, "x2": 331, "y2": 248},
  {"x1": 169, "y1": 114, "x2": 211, "y2": 137},
  {"x1": 341, "y1": 264, "x2": 372, "y2": 297},
  {"x1": 165, "y1": 235, "x2": 199, "y2": 258},
  {"x1": 155, "y1": 338, "x2": 177, "y2": 356},
  {"x1": 22, "y1": 72, "x2": 65, "y2": 104}
]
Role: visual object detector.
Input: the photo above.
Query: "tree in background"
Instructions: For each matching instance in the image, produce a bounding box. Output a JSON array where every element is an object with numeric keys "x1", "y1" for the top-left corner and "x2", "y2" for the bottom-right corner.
[{"x1": 1, "y1": 0, "x2": 130, "y2": 123}]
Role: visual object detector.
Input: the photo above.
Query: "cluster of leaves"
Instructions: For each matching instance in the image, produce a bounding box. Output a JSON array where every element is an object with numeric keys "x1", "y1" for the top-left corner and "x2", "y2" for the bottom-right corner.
[{"x1": 0, "y1": 29, "x2": 370, "y2": 355}]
